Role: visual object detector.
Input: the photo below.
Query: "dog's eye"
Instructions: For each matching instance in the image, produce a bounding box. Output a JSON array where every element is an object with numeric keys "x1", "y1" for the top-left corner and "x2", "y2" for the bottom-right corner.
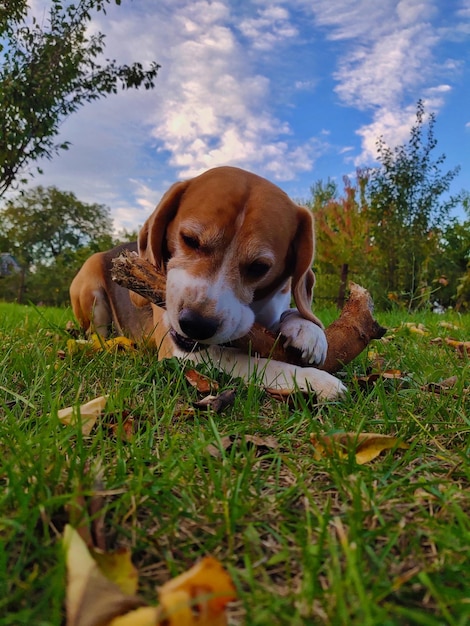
[
  {"x1": 181, "y1": 233, "x2": 200, "y2": 250},
  {"x1": 246, "y1": 260, "x2": 271, "y2": 279}
]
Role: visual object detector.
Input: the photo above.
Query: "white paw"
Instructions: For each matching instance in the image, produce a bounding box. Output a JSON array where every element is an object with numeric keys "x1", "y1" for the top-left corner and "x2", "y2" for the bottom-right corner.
[
  {"x1": 280, "y1": 310, "x2": 328, "y2": 365},
  {"x1": 294, "y1": 368, "x2": 346, "y2": 401}
]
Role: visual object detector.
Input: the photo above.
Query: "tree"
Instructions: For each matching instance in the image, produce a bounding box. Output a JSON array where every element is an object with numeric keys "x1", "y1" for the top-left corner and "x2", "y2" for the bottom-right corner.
[
  {"x1": 0, "y1": 186, "x2": 114, "y2": 303},
  {"x1": 0, "y1": 0, "x2": 159, "y2": 197},
  {"x1": 367, "y1": 100, "x2": 465, "y2": 308},
  {"x1": 308, "y1": 171, "x2": 377, "y2": 307}
]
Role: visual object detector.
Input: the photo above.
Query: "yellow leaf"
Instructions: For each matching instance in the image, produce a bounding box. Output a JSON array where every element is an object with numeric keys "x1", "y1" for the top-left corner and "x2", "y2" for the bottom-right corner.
[
  {"x1": 64, "y1": 525, "x2": 145, "y2": 626},
  {"x1": 104, "y1": 337, "x2": 136, "y2": 352},
  {"x1": 110, "y1": 607, "x2": 160, "y2": 626},
  {"x1": 93, "y1": 547, "x2": 139, "y2": 596},
  {"x1": 438, "y1": 321, "x2": 461, "y2": 331},
  {"x1": 57, "y1": 396, "x2": 109, "y2": 436},
  {"x1": 67, "y1": 338, "x2": 94, "y2": 355},
  {"x1": 158, "y1": 557, "x2": 236, "y2": 625},
  {"x1": 408, "y1": 326, "x2": 428, "y2": 336},
  {"x1": 310, "y1": 432, "x2": 409, "y2": 465}
]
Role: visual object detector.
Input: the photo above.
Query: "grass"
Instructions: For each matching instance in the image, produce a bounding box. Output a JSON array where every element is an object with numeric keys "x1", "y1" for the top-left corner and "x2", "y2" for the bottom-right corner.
[{"x1": 0, "y1": 300, "x2": 469, "y2": 625}]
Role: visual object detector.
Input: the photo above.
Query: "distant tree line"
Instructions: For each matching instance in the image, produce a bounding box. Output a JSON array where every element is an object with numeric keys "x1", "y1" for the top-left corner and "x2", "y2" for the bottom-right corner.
[
  {"x1": 0, "y1": 100, "x2": 469, "y2": 311},
  {"x1": 0, "y1": 186, "x2": 136, "y2": 306},
  {"x1": 308, "y1": 101, "x2": 470, "y2": 312}
]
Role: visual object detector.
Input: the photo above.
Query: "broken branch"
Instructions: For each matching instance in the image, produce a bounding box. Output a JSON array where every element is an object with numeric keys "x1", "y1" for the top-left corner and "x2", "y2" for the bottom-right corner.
[{"x1": 111, "y1": 250, "x2": 386, "y2": 373}]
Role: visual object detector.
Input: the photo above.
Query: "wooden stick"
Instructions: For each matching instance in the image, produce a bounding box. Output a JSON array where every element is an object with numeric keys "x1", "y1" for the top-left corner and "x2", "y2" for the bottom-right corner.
[{"x1": 111, "y1": 251, "x2": 386, "y2": 373}]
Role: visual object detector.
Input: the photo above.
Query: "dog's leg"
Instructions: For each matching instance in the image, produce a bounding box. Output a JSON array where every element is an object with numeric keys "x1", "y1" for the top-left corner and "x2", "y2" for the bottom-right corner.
[
  {"x1": 186, "y1": 346, "x2": 346, "y2": 401},
  {"x1": 252, "y1": 288, "x2": 328, "y2": 366},
  {"x1": 279, "y1": 309, "x2": 328, "y2": 366}
]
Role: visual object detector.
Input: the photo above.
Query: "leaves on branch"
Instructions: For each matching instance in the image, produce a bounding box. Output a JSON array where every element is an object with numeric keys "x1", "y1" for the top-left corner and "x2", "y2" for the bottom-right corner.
[{"x1": 0, "y1": 0, "x2": 159, "y2": 196}]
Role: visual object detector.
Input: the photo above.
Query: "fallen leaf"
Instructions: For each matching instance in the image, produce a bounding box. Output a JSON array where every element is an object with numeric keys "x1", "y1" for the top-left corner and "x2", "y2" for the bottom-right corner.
[
  {"x1": 103, "y1": 337, "x2": 136, "y2": 352},
  {"x1": 64, "y1": 525, "x2": 236, "y2": 626},
  {"x1": 310, "y1": 432, "x2": 409, "y2": 465},
  {"x1": 157, "y1": 556, "x2": 236, "y2": 625},
  {"x1": 64, "y1": 525, "x2": 145, "y2": 626},
  {"x1": 206, "y1": 434, "x2": 279, "y2": 458},
  {"x1": 67, "y1": 338, "x2": 94, "y2": 355},
  {"x1": 93, "y1": 548, "x2": 139, "y2": 596},
  {"x1": 355, "y1": 370, "x2": 407, "y2": 390},
  {"x1": 57, "y1": 396, "x2": 109, "y2": 436},
  {"x1": 399, "y1": 322, "x2": 429, "y2": 336},
  {"x1": 206, "y1": 436, "x2": 234, "y2": 458},
  {"x1": 437, "y1": 321, "x2": 461, "y2": 331},
  {"x1": 422, "y1": 375, "x2": 458, "y2": 395},
  {"x1": 66, "y1": 335, "x2": 136, "y2": 355},
  {"x1": 244, "y1": 434, "x2": 279, "y2": 451},
  {"x1": 194, "y1": 389, "x2": 236, "y2": 413},
  {"x1": 185, "y1": 369, "x2": 219, "y2": 394}
]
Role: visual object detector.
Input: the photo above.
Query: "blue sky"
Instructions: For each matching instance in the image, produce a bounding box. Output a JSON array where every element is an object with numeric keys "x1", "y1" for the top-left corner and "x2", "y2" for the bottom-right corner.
[{"x1": 32, "y1": 0, "x2": 470, "y2": 231}]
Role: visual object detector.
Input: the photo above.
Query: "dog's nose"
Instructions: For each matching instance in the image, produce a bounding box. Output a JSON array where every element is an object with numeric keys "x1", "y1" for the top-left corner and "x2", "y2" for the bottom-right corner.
[{"x1": 179, "y1": 308, "x2": 219, "y2": 341}]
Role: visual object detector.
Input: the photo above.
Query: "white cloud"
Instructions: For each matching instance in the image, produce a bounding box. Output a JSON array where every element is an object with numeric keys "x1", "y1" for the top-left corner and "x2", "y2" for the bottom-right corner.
[
  {"x1": 137, "y1": 1, "x2": 317, "y2": 180},
  {"x1": 238, "y1": 6, "x2": 298, "y2": 50},
  {"x1": 306, "y1": 0, "x2": 457, "y2": 164}
]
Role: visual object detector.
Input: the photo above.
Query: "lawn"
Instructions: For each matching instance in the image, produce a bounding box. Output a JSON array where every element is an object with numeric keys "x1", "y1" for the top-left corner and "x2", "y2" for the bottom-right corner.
[{"x1": 0, "y1": 300, "x2": 469, "y2": 625}]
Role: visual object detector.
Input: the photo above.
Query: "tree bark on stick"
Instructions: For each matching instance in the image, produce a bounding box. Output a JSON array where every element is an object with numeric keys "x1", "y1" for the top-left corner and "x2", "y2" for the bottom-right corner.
[{"x1": 111, "y1": 251, "x2": 386, "y2": 374}]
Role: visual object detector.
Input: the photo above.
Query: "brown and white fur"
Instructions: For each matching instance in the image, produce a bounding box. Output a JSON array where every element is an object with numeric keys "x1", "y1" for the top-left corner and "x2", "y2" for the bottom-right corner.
[{"x1": 70, "y1": 167, "x2": 345, "y2": 400}]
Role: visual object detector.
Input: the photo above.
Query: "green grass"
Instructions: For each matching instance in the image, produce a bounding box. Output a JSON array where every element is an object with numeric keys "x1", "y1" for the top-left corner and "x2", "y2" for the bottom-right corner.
[{"x1": 0, "y1": 301, "x2": 469, "y2": 625}]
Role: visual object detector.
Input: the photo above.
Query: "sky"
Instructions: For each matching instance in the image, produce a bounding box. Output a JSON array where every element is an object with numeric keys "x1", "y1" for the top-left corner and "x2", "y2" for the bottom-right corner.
[{"x1": 29, "y1": 0, "x2": 470, "y2": 231}]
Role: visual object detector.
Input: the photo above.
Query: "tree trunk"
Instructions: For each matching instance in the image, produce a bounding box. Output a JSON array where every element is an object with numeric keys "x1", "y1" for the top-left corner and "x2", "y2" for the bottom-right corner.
[{"x1": 337, "y1": 263, "x2": 349, "y2": 309}]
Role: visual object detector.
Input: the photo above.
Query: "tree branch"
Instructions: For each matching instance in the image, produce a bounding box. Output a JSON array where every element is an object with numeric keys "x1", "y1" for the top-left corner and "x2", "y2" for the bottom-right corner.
[{"x1": 111, "y1": 250, "x2": 386, "y2": 373}]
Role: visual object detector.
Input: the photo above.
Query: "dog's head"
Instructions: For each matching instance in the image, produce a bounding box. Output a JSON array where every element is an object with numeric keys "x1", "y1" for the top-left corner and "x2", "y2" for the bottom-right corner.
[{"x1": 136, "y1": 166, "x2": 319, "y2": 346}]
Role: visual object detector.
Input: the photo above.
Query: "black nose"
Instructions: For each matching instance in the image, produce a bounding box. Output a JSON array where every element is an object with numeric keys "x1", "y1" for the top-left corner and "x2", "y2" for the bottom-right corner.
[{"x1": 179, "y1": 308, "x2": 219, "y2": 341}]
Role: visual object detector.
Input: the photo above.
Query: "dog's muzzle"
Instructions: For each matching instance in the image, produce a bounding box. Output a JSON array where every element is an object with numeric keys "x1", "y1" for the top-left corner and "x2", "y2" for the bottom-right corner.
[
  {"x1": 169, "y1": 328, "x2": 204, "y2": 353},
  {"x1": 178, "y1": 308, "x2": 219, "y2": 341}
]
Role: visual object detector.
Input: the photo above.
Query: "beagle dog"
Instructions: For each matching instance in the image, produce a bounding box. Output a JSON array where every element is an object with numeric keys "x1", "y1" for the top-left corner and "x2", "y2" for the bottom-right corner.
[{"x1": 70, "y1": 167, "x2": 345, "y2": 400}]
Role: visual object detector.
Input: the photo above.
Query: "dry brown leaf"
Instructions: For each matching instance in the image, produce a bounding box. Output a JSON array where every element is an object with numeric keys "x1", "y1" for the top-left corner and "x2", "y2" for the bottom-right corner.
[
  {"x1": 355, "y1": 370, "x2": 406, "y2": 390},
  {"x1": 422, "y1": 376, "x2": 459, "y2": 395},
  {"x1": 206, "y1": 436, "x2": 234, "y2": 458},
  {"x1": 244, "y1": 434, "x2": 279, "y2": 450},
  {"x1": 430, "y1": 336, "x2": 470, "y2": 356},
  {"x1": 185, "y1": 369, "x2": 219, "y2": 393},
  {"x1": 194, "y1": 389, "x2": 236, "y2": 413},
  {"x1": 57, "y1": 396, "x2": 109, "y2": 436},
  {"x1": 64, "y1": 525, "x2": 145, "y2": 626},
  {"x1": 206, "y1": 434, "x2": 279, "y2": 458},
  {"x1": 310, "y1": 432, "x2": 409, "y2": 465}
]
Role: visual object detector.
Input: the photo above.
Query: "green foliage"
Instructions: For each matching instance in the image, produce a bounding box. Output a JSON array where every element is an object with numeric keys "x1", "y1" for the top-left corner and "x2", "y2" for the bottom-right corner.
[
  {"x1": 310, "y1": 101, "x2": 469, "y2": 311},
  {"x1": 0, "y1": 0, "x2": 159, "y2": 196},
  {"x1": 308, "y1": 172, "x2": 378, "y2": 306},
  {"x1": 0, "y1": 185, "x2": 116, "y2": 305},
  {"x1": 367, "y1": 100, "x2": 466, "y2": 307}
]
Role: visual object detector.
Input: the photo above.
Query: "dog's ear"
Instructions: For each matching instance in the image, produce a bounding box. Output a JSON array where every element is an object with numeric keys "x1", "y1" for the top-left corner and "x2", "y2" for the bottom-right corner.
[
  {"x1": 291, "y1": 206, "x2": 324, "y2": 328},
  {"x1": 130, "y1": 180, "x2": 189, "y2": 308},
  {"x1": 138, "y1": 180, "x2": 190, "y2": 268}
]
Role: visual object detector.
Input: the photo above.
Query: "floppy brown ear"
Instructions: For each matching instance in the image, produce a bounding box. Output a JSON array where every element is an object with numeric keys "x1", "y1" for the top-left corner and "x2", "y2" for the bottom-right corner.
[
  {"x1": 138, "y1": 180, "x2": 190, "y2": 268},
  {"x1": 291, "y1": 206, "x2": 324, "y2": 328},
  {"x1": 130, "y1": 179, "x2": 189, "y2": 308}
]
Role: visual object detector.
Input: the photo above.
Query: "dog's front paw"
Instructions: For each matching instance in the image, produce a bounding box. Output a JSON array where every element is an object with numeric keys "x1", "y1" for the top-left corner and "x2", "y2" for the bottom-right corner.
[
  {"x1": 295, "y1": 368, "x2": 346, "y2": 401},
  {"x1": 280, "y1": 310, "x2": 328, "y2": 365}
]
